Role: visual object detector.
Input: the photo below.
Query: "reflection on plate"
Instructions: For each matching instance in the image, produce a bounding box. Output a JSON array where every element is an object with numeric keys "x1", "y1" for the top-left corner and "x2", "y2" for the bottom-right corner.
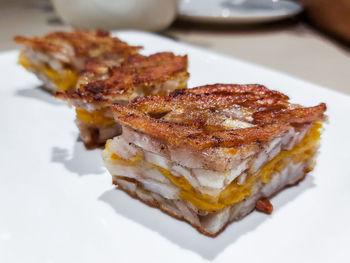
[{"x1": 179, "y1": 0, "x2": 303, "y2": 24}]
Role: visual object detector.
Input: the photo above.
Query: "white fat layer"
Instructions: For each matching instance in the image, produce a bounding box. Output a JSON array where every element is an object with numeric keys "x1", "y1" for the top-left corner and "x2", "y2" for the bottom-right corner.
[
  {"x1": 191, "y1": 158, "x2": 249, "y2": 195},
  {"x1": 138, "y1": 166, "x2": 171, "y2": 184},
  {"x1": 249, "y1": 125, "x2": 310, "y2": 175},
  {"x1": 281, "y1": 129, "x2": 295, "y2": 149},
  {"x1": 168, "y1": 147, "x2": 206, "y2": 169},
  {"x1": 138, "y1": 179, "x2": 179, "y2": 199},
  {"x1": 286, "y1": 126, "x2": 310, "y2": 150},
  {"x1": 282, "y1": 125, "x2": 310, "y2": 151},
  {"x1": 26, "y1": 49, "x2": 63, "y2": 71},
  {"x1": 171, "y1": 165, "x2": 200, "y2": 188},
  {"x1": 192, "y1": 168, "x2": 227, "y2": 189},
  {"x1": 108, "y1": 165, "x2": 140, "y2": 180},
  {"x1": 200, "y1": 206, "x2": 231, "y2": 234},
  {"x1": 250, "y1": 137, "x2": 283, "y2": 174},
  {"x1": 122, "y1": 127, "x2": 164, "y2": 155},
  {"x1": 268, "y1": 144, "x2": 282, "y2": 160},
  {"x1": 250, "y1": 152, "x2": 266, "y2": 175},
  {"x1": 175, "y1": 200, "x2": 201, "y2": 226},
  {"x1": 108, "y1": 164, "x2": 170, "y2": 185},
  {"x1": 236, "y1": 173, "x2": 247, "y2": 185},
  {"x1": 25, "y1": 47, "x2": 82, "y2": 72},
  {"x1": 261, "y1": 162, "x2": 304, "y2": 196},
  {"x1": 265, "y1": 137, "x2": 281, "y2": 153},
  {"x1": 116, "y1": 179, "x2": 137, "y2": 194},
  {"x1": 144, "y1": 151, "x2": 170, "y2": 170},
  {"x1": 109, "y1": 136, "x2": 137, "y2": 160},
  {"x1": 225, "y1": 159, "x2": 250, "y2": 185},
  {"x1": 136, "y1": 188, "x2": 155, "y2": 203}
]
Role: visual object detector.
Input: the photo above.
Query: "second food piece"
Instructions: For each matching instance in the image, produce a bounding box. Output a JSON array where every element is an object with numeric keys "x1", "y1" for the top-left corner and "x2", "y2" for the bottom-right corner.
[{"x1": 55, "y1": 52, "x2": 189, "y2": 149}]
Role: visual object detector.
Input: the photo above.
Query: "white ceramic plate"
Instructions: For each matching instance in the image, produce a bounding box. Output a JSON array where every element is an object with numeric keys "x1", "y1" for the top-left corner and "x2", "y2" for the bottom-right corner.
[
  {"x1": 179, "y1": 0, "x2": 303, "y2": 24},
  {"x1": 1, "y1": 31, "x2": 350, "y2": 263}
]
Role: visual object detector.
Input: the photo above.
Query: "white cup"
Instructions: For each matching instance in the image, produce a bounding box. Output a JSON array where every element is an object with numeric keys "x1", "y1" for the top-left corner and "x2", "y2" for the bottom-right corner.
[{"x1": 51, "y1": 0, "x2": 178, "y2": 31}]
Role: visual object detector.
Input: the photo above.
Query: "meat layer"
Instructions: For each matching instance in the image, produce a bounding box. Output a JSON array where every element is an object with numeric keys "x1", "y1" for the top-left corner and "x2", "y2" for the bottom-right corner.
[
  {"x1": 102, "y1": 120, "x2": 322, "y2": 236},
  {"x1": 112, "y1": 158, "x2": 312, "y2": 237}
]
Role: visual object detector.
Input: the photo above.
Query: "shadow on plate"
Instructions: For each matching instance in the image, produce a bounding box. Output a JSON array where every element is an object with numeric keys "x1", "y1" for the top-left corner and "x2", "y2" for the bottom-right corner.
[
  {"x1": 15, "y1": 86, "x2": 63, "y2": 106},
  {"x1": 99, "y1": 175, "x2": 315, "y2": 260},
  {"x1": 51, "y1": 140, "x2": 105, "y2": 176}
]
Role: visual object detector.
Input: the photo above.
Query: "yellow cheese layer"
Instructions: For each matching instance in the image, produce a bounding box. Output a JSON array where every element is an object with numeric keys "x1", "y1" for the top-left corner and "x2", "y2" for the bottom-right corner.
[
  {"x1": 18, "y1": 52, "x2": 78, "y2": 91},
  {"x1": 76, "y1": 108, "x2": 115, "y2": 127},
  {"x1": 107, "y1": 122, "x2": 322, "y2": 211}
]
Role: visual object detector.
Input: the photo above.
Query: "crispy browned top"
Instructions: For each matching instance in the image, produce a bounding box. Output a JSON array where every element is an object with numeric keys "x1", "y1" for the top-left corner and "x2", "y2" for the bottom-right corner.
[
  {"x1": 55, "y1": 52, "x2": 188, "y2": 103},
  {"x1": 14, "y1": 30, "x2": 141, "y2": 58},
  {"x1": 112, "y1": 84, "x2": 326, "y2": 149}
]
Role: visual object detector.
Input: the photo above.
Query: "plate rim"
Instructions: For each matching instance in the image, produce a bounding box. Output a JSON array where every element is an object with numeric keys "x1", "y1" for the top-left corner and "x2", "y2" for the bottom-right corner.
[{"x1": 178, "y1": 0, "x2": 303, "y2": 24}]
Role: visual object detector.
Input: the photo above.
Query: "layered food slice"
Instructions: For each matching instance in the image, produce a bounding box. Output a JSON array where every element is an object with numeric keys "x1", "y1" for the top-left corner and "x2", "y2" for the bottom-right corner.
[
  {"x1": 14, "y1": 30, "x2": 141, "y2": 92},
  {"x1": 102, "y1": 84, "x2": 327, "y2": 237},
  {"x1": 55, "y1": 52, "x2": 189, "y2": 149}
]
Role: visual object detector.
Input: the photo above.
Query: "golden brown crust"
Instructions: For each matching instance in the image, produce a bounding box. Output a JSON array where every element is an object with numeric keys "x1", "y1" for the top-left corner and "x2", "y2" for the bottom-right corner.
[
  {"x1": 173, "y1": 83, "x2": 289, "y2": 99},
  {"x1": 112, "y1": 84, "x2": 327, "y2": 150},
  {"x1": 116, "y1": 107, "x2": 290, "y2": 149},
  {"x1": 252, "y1": 103, "x2": 327, "y2": 125},
  {"x1": 127, "y1": 84, "x2": 292, "y2": 113},
  {"x1": 14, "y1": 30, "x2": 141, "y2": 58},
  {"x1": 55, "y1": 52, "x2": 188, "y2": 103}
]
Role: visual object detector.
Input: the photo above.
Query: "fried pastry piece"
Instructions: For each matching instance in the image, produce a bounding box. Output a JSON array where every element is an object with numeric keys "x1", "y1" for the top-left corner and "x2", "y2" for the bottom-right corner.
[
  {"x1": 102, "y1": 84, "x2": 326, "y2": 237},
  {"x1": 14, "y1": 30, "x2": 141, "y2": 92},
  {"x1": 55, "y1": 52, "x2": 189, "y2": 149}
]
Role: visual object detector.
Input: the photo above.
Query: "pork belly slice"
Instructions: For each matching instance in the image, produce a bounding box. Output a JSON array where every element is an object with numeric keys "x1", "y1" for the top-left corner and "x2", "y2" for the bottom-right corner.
[
  {"x1": 55, "y1": 52, "x2": 189, "y2": 149},
  {"x1": 14, "y1": 30, "x2": 141, "y2": 92},
  {"x1": 102, "y1": 84, "x2": 326, "y2": 237}
]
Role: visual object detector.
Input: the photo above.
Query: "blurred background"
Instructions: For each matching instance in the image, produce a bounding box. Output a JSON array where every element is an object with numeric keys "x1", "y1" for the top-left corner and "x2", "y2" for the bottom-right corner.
[{"x1": 2, "y1": 0, "x2": 350, "y2": 94}]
